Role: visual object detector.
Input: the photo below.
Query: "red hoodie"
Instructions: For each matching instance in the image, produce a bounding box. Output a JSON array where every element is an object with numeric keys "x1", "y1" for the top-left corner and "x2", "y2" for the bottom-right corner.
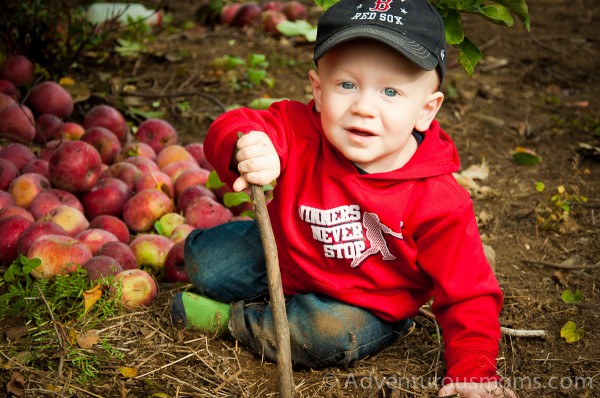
[{"x1": 205, "y1": 99, "x2": 503, "y2": 382}]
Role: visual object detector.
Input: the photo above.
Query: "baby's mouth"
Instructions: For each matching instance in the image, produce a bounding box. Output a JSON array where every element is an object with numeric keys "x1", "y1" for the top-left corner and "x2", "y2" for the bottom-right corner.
[{"x1": 348, "y1": 128, "x2": 374, "y2": 137}]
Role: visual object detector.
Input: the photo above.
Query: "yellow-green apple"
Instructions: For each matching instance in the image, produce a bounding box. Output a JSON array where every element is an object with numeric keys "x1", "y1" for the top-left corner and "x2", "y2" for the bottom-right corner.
[
  {"x1": 8, "y1": 172, "x2": 51, "y2": 209},
  {"x1": 169, "y1": 223, "x2": 195, "y2": 243},
  {"x1": 27, "y1": 234, "x2": 93, "y2": 279},
  {"x1": 0, "y1": 215, "x2": 33, "y2": 265},
  {"x1": 122, "y1": 189, "x2": 173, "y2": 233},
  {"x1": 81, "y1": 177, "x2": 131, "y2": 219},
  {"x1": 17, "y1": 221, "x2": 68, "y2": 256},
  {"x1": 0, "y1": 158, "x2": 20, "y2": 191},
  {"x1": 163, "y1": 240, "x2": 188, "y2": 282},
  {"x1": 134, "y1": 171, "x2": 174, "y2": 199},
  {"x1": 176, "y1": 185, "x2": 217, "y2": 213},
  {"x1": 40, "y1": 205, "x2": 89, "y2": 237},
  {"x1": 0, "y1": 143, "x2": 36, "y2": 171},
  {"x1": 154, "y1": 212, "x2": 186, "y2": 237},
  {"x1": 96, "y1": 241, "x2": 138, "y2": 270},
  {"x1": 135, "y1": 118, "x2": 178, "y2": 154},
  {"x1": 156, "y1": 144, "x2": 196, "y2": 170},
  {"x1": 82, "y1": 255, "x2": 123, "y2": 281},
  {"x1": 80, "y1": 126, "x2": 123, "y2": 165},
  {"x1": 89, "y1": 215, "x2": 130, "y2": 244},
  {"x1": 185, "y1": 196, "x2": 233, "y2": 229},
  {"x1": 110, "y1": 269, "x2": 158, "y2": 308},
  {"x1": 82, "y1": 104, "x2": 129, "y2": 143},
  {"x1": 27, "y1": 81, "x2": 74, "y2": 118},
  {"x1": 29, "y1": 188, "x2": 84, "y2": 220},
  {"x1": 76, "y1": 228, "x2": 119, "y2": 255},
  {"x1": 48, "y1": 140, "x2": 103, "y2": 193},
  {"x1": 129, "y1": 233, "x2": 174, "y2": 273}
]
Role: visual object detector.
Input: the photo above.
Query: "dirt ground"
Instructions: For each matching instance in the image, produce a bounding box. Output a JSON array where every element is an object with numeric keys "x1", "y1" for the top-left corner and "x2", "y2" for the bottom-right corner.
[{"x1": 2, "y1": 0, "x2": 599, "y2": 397}]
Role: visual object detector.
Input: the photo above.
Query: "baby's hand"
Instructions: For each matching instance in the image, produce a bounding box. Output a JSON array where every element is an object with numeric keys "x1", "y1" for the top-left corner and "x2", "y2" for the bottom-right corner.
[
  {"x1": 438, "y1": 381, "x2": 517, "y2": 398},
  {"x1": 234, "y1": 131, "x2": 280, "y2": 192}
]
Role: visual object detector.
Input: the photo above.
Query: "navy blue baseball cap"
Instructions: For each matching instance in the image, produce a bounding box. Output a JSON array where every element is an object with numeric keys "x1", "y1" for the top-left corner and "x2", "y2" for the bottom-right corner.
[{"x1": 314, "y1": 0, "x2": 447, "y2": 82}]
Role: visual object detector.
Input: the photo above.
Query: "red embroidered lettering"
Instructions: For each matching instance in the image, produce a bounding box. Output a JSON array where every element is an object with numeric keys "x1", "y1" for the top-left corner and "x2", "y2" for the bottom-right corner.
[{"x1": 369, "y1": 0, "x2": 393, "y2": 12}]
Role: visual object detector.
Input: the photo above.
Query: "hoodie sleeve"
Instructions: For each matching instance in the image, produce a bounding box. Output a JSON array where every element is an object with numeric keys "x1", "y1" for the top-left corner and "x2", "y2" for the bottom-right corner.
[{"x1": 415, "y1": 194, "x2": 503, "y2": 383}]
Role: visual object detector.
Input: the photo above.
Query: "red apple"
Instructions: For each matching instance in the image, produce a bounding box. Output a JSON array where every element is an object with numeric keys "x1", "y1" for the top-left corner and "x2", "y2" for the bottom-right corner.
[
  {"x1": 82, "y1": 104, "x2": 129, "y2": 143},
  {"x1": 0, "y1": 55, "x2": 35, "y2": 86},
  {"x1": 154, "y1": 212, "x2": 186, "y2": 237},
  {"x1": 0, "y1": 92, "x2": 17, "y2": 113},
  {"x1": 28, "y1": 234, "x2": 93, "y2": 279},
  {"x1": 21, "y1": 159, "x2": 49, "y2": 179},
  {"x1": 0, "y1": 190, "x2": 16, "y2": 210},
  {"x1": 111, "y1": 269, "x2": 158, "y2": 308},
  {"x1": 156, "y1": 144, "x2": 196, "y2": 170},
  {"x1": 76, "y1": 228, "x2": 119, "y2": 255},
  {"x1": 0, "y1": 142, "x2": 36, "y2": 171},
  {"x1": 116, "y1": 142, "x2": 157, "y2": 162},
  {"x1": 82, "y1": 255, "x2": 123, "y2": 281},
  {"x1": 80, "y1": 126, "x2": 123, "y2": 165},
  {"x1": 184, "y1": 142, "x2": 213, "y2": 170},
  {"x1": 8, "y1": 172, "x2": 51, "y2": 209},
  {"x1": 0, "y1": 158, "x2": 19, "y2": 191},
  {"x1": 185, "y1": 196, "x2": 233, "y2": 229},
  {"x1": 221, "y1": 3, "x2": 242, "y2": 24},
  {"x1": 129, "y1": 233, "x2": 174, "y2": 273},
  {"x1": 122, "y1": 189, "x2": 174, "y2": 233},
  {"x1": 232, "y1": 3, "x2": 262, "y2": 27},
  {"x1": 81, "y1": 177, "x2": 131, "y2": 219},
  {"x1": 29, "y1": 188, "x2": 84, "y2": 220},
  {"x1": 34, "y1": 113, "x2": 64, "y2": 144},
  {"x1": 0, "y1": 81, "x2": 19, "y2": 101},
  {"x1": 100, "y1": 161, "x2": 142, "y2": 191},
  {"x1": 0, "y1": 205, "x2": 34, "y2": 223},
  {"x1": 39, "y1": 205, "x2": 89, "y2": 237},
  {"x1": 262, "y1": 9, "x2": 287, "y2": 35},
  {"x1": 89, "y1": 215, "x2": 130, "y2": 244},
  {"x1": 174, "y1": 168, "x2": 211, "y2": 198},
  {"x1": 124, "y1": 155, "x2": 160, "y2": 174},
  {"x1": 48, "y1": 140, "x2": 103, "y2": 192},
  {"x1": 177, "y1": 184, "x2": 217, "y2": 213},
  {"x1": 282, "y1": 0, "x2": 307, "y2": 21},
  {"x1": 0, "y1": 104, "x2": 35, "y2": 142},
  {"x1": 135, "y1": 118, "x2": 178, "y2": 154},
  {"x1": 17, "y1": 221, "x2": 68, "y2": 257},
  {"x1": 61, "y1": 121, "x2": 86, "y2": 140},
  {"x1": 161, "y1": 160, "x2": 200, "y2": 183},
  {"x1": 134, "y1": 171, "x2": 174, "y2": 198},
  {"x1": 169, "y1": 223, "x2": 195, "y2": 243},
  {"x1": 96, "y1": 241, "x2": 138, "y2": 270},
  {"x1": 163, "y1": 240, "x2": 188, "y2": 282},
  {"x1": 27, "y1": 81, "x2": 74, "y2": 118},
  {"x1": 0, "y1": 215, "x2": 33, "y2": 266}
]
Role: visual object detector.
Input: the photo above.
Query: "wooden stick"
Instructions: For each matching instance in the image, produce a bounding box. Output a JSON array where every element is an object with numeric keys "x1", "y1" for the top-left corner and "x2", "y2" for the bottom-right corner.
[{"x1": 238, "y1": 132, "x2": 294, "y2": 397}]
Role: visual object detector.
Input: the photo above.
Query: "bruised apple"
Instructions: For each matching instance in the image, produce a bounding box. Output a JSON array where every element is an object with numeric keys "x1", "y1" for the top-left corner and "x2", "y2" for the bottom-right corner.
[
  {"x1": 8, "y1": 172, "x2": 51, "y2": 209},
  {"x1": 28, "y1": 234, "x2": 93, "y2": 279},
  {"x1": 111, "y1": 269, "x2": 158, "y2": 308},
  {"x1": 40, "y1": 205, "x2": 89, "y2": 237},
  {"x1": 185, "y1": 196, "x2": 233, "y2": 229}
]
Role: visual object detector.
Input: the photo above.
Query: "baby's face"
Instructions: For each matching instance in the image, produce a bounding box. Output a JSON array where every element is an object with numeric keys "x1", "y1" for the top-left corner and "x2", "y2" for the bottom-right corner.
[{"x1": 309, "y1": 39, "x2": 442, "y2": 173}]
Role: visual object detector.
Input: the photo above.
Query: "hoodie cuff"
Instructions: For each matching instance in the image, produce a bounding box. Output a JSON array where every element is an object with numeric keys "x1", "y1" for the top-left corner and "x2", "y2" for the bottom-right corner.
[{"x1": 443, "y1": 351, "x2": 500, "y2": 385}]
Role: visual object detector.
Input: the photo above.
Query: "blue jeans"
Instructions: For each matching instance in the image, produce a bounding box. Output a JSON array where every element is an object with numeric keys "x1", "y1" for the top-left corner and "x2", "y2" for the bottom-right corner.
[{"x1": 184, "y1": 220, "x2": 413, "y2": 368}]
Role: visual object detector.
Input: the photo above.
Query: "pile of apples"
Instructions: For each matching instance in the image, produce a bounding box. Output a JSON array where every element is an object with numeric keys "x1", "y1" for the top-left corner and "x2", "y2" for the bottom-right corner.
[
  {"x1": 220, "y1": 0, "x2": 307, "y2": 35},
  {"x1": 0, "y1": 54, "x2": 243, "y2": 308}
]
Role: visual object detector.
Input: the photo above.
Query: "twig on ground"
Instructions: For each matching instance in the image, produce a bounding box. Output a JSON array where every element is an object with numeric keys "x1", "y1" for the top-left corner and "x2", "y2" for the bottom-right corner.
[
  {"x1": 36, "y1": 285, "x2": 66, "y2": 377},
  {"x1": 521, "y1": 259, "x2": 600, "y2": 270}
]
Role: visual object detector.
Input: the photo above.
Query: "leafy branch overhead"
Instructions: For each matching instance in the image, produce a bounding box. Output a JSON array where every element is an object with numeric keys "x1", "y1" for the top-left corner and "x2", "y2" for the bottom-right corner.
[{"x1": 314, "y1": 0, "x2": 531, "y2": 76}]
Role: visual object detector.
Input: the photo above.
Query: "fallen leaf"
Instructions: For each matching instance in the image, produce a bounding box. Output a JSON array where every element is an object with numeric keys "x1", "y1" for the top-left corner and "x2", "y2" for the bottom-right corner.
[
  {"x1": 118, "y1": 366, "x2": 139, "y2": 378},
  {"x1": 7, "y1": 372, "x2": 25, "y2": 397},
  {"x1": 560, "y1": 321, "x2": 584, "y2": 343},
  {"x1": 83, "y1": 285, "x2": 103, "y2": 314},
  {"x1": 461, "y1": 163, "x2": 490, "y2": 181},
  {"x1": 77, "y1": 330, "x2": 100, "y2": 349},
  {"x1": 512, "y1": 147, "x2": 542, "y2": 165}
]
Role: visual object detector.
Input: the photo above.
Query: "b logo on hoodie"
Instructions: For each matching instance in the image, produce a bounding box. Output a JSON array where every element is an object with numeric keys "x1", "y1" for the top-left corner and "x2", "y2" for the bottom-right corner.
[
  {"x1": 299, "y1": 204, "x2": 404, "y2": 268},
  {"x1": 369, "y1": 0, "x2": 394, "y2": 12}
]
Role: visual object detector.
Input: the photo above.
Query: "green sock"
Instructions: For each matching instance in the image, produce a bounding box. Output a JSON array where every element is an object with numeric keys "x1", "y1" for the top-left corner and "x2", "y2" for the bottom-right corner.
[{"x1": 171, "y1": 292, "x2": 231, "y2": 335}]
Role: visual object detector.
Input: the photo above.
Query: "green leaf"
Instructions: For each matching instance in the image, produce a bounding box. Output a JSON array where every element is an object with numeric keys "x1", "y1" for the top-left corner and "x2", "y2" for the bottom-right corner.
[
  {"x1": 456, "y1": 37, "x2": 482, "y2": 76},
  {"x1": 561, "y1": 290, "x2": 582, "y2": 304},
  {"x1": 154, "y1": 220, "x2": 166, "y2": 236},
  {"x1": 247, "y1": 53, "x2": 268, "y2": 68},
  {"x1": 494, "y1": 0, "x2": 531, "y2": 31},
  {"x1": 128, "y1": 108, "x2": 165, "y2": 119},
  {"x1": 313, "y1": 0, "x2": 338, "y2": 10},
  {"x1": 223, "y1": 191, "x2": 252, "y2": 208},
  {"x1": 247, "y1": 68, "x2": 267, "y2": 86},
  {"x1": 226, "y1": 55, "x2": 246, "y2": 69},
  {"x1": 21, "y1": 256, "x2": 40, "y2": 275},
  {"x1": 560, "y1": 321, "x2": 584, "y2": 343},
  {"x1": 443, "y1": 10, "x2": 464, "y2": 45},
  {"x1": 480, "y1": 4, "x2": 514, "y2": 27},
  {"x1": 205, "y1": 170, "x2": 225, "y2": 189},
  {"x1": 535, "y1": 181, "x2": 545, "y2": 192},
  {"x1": 277, "y1": 20, "x2": 318, "y2": 42},
  {"x1": 512, "y1": 147, "x2": 542, "y2": 165},
  {"x1": 248, "y1": 97, "x2": 287, "y2": 110}
]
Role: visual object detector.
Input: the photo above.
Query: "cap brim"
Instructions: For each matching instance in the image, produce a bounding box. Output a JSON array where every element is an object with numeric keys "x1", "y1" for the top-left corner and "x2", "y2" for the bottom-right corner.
[{"x1": 314, "y1": 26, "x2": 438, "y2": 72}]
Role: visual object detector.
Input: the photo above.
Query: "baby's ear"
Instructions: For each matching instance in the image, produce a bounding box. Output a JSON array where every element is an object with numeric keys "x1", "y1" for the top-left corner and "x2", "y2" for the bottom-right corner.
[
  {"x1": 415, "y1": 91, "x2": 444, "y2": 132},
  {"x1": 308, "y1": 69, "x2": 322, "y2": 112}
]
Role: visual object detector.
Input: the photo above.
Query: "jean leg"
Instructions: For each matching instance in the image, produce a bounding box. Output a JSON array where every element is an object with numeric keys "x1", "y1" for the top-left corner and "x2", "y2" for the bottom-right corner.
[
  {"x1": 230, "y1": 293, "x2": 413, "y2": 368},
  {"x1": 184, "y1": 220, "x2": 269, "y2": 303}
]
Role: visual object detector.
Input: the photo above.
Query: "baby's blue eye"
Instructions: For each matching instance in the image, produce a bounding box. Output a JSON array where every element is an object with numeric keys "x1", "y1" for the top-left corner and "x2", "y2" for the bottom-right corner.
[
  {"x1": 341, "y1": 82, "x2": 355, "y2": 90},
  {"x1": 384, "y1": 88, "x2": 397, "y2": 97}
]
